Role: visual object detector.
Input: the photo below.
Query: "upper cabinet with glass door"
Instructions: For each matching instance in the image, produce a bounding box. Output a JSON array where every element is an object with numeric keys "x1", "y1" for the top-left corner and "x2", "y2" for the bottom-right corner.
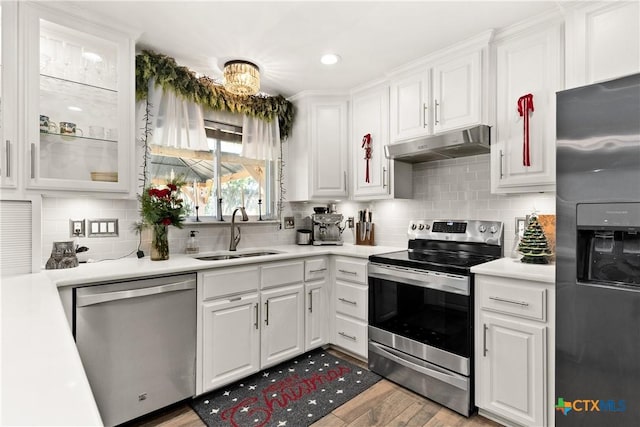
[
  {"x1": 0, "y1": 2, "x2": 18, "y2": 190},
  {"x1": 21, "y1": 2, "x2": 135, "y2": 194}
]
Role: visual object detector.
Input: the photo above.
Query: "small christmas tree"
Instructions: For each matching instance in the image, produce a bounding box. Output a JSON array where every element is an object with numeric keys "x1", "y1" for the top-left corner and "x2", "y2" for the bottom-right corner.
[{"x1": 518, "y1": 214, "x2": 552, "y2": 264}]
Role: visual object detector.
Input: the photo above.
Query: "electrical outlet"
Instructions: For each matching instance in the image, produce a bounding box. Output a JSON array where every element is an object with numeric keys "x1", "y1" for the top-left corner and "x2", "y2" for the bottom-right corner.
[
  {"x1": 347, "y1": 217, "x2": 354, "y2": 228},
  {"x1": 69, "y1": 219, "x2": 86, "y2": 237},
  {"x1": 284, "y1": 216, "x2": 295, "y2": 229}
]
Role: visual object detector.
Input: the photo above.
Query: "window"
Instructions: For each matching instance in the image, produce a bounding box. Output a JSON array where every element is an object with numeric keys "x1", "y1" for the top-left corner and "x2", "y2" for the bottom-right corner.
[{"x1": 149, "y1": 120, "x2": 277, "y2": 220}]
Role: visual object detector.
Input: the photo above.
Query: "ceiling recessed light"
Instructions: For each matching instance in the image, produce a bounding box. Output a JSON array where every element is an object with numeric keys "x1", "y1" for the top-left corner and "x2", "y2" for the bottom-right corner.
[
  {"x1": 82, "y1": 52, "x2": 103, "y2": 63},
  {"x1": 68, "y1": 106, "x2": 82, "y2": 112},
  {"x1": 320, "y1": 54, "x2": 340, "y2": 65}
]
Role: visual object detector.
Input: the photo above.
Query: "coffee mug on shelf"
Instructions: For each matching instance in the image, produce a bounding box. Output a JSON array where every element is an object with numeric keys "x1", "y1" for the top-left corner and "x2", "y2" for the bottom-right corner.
[
  {"x1": 40, "y1": 115, "x2": 58, "y2": 133},
  {"x1": 89, "y1": 125, "x2": 105, "y2": 139},
  {"x1": 60, "y1": 122, "x2": 83, "y2": 137}
]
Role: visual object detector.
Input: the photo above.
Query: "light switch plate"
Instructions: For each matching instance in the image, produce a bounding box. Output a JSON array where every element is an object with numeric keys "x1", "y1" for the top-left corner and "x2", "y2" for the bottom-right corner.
[{"x1": 87, "y1": 219, "x2": 119, "y2": 237}]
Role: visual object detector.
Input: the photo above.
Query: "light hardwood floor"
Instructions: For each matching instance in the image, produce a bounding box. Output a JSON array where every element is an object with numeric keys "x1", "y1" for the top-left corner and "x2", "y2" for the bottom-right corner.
[{"x1": 126, "y1": 349, "x2": 501, "y2": 427}]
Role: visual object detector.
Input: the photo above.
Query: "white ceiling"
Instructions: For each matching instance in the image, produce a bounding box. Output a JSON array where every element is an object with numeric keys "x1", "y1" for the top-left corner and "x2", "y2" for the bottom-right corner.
[{"x1": 72, "y1": 1, "x2": 566, "y2": 97}]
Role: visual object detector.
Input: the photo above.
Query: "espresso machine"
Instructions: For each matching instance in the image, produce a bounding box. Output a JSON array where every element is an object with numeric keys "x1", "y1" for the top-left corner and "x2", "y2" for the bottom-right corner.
[{"x1": 312, "y1": 213, "x2": 344, "y2": 245}]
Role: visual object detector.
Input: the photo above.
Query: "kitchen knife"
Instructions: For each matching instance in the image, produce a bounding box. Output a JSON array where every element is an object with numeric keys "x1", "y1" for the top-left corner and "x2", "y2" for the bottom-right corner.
[{"x1": 367, "y1": 211, "x2": 372, "y2": 240}]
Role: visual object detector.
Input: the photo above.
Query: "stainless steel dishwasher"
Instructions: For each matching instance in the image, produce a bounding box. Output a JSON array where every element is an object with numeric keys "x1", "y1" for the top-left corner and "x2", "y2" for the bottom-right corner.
[{"x1": 74, "y1": 273, "x2": 196, "y2": 427}]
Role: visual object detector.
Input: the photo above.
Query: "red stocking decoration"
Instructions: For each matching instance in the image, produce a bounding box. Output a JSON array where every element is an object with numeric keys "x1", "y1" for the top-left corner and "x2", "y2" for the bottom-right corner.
[
  {"x1": 517, "y1": 94, "x2": 534, "y2": 167},
  {"x1": 361, "y1": 134, "x2": 372, "y2": 183}
]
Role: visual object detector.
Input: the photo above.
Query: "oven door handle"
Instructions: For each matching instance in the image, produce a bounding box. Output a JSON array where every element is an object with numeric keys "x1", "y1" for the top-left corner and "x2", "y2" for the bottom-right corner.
[
  {"x1": 369, "y1": 341, "x2": 468, "y2": 390},
  {"x1": 368, "y1": 269, "x2": 469, "y2": 296}
]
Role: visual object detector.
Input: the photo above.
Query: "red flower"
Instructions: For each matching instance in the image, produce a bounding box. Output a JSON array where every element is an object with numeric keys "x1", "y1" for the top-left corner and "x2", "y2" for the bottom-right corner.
[
  {"x1": 148, "y1": 188, "x2": 158, "y2": 197},
  {"x1": 161, "y1": 217, "x2": 172, "y2": 225},
  {"x1": 158, "y1": 188, "x2": 171, "y2": 198},
  {"x1": 167, "y1": 183, "x2": 177, "y2": 192}
]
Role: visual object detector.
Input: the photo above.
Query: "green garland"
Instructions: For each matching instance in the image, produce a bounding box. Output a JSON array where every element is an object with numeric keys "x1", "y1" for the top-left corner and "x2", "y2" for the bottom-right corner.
[{"x1": 135, "y1": 50, "x2": 295, "y2": 140}]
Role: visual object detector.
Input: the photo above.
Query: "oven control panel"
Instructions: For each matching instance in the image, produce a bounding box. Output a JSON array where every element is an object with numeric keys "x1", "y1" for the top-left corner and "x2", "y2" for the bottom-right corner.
[{"x1": 408, "y1": 219, "x2": 504, "y2": 245}]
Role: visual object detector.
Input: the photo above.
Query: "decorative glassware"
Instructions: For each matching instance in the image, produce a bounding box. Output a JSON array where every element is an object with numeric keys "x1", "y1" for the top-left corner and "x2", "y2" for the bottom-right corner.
[{"x1": 150, "y1": 224, "x2": 169, "y2": 261}]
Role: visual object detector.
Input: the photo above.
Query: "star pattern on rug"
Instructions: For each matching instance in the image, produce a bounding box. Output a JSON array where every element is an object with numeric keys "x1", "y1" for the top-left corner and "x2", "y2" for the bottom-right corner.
[{"x1": 190, "y1": 349, "x2": 381, "y2": 427}]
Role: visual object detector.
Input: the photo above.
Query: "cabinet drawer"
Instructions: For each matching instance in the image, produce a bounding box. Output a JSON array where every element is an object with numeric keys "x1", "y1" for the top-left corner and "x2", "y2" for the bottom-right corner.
[
  {"x1": 305, "y1": 257, "x2": 328, "y2": 282},
  {"x1": 336, "y1": 281, "x2": 368, "y2": 320},
  {"x1": 201, "y1": 266, "x2": 259, "y2": 300},
  {"x1": 334, "y1": 314, "x2": 368, "y2": 358},
  {"x1": 479, "y1": 278, "x2": 546, "y2": 321},
  {"x1": 262, "y1": 260, "x2": 304, "y2": 289},
  {"x1": 335, "y1": 258, "x2": 367, "y2": 284}
]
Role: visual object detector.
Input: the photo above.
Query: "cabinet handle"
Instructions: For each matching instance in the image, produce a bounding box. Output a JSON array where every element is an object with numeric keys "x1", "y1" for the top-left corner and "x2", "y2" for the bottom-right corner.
[
  {"x1": 309, "y1": 268, "x2": 327, "y2": 273},
  {"x1": 382, "y1": 166, "x2": 388, "y2": 188},
  {"x1": 499, "y1": 150, "x2": 504, "y2": 179},
  {"x1": 483, "y1": 324, "x2": 488, "y2": 357},
  {"x1": 489, "y1": 296, "x2": 529, "y2": 307},
  {"x1": 30, "y1": 143, "x2": 36, "y2": 179},
  {"x1": 434, "y1": 100, "x2": 440, "y2": 125},
  {"x1": 338, "y1": 297, "x2": 357, "y2": 306},
  {"x1": 338, "y1": 269, "x2": 357, "y2": 276},
  {"x1": 343, "y1": 171, "x2": 347, "y2": 192},
  {"x1": 423, "y1": 103, "x2": 428, "y2": 128},
  {"x1": 5, "y1": 140, "x2": 10, "y2": 178},
  {"x1": 339, "y1": 331, "x2": 357, "y2": 341},
  {"x1": 254, "y1": 303, "x2": 259, "y2": 329},
  {"x1": 264, "y1": 300, "x2": 269, "y2": 325},
  {"x1": 309, "y1": 290, "x2": 313, "y2": 313}
]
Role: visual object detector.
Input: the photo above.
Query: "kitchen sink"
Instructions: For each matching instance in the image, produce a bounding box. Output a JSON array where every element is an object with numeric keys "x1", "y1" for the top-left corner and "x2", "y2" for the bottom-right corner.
[{"x1": 194, "y1": 251, "x2": 281, "y2": 261}]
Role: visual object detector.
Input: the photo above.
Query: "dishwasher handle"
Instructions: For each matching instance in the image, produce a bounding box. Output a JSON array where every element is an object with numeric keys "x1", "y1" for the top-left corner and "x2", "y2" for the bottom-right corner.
[{"x1": 76, "y1": 280, "x2": 195, "y2": 307}]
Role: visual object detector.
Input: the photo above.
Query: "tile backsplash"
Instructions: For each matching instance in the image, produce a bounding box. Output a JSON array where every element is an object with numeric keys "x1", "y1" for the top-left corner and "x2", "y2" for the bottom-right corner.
[{"x1": 41, "y1": 153, "x2": 554, "y2": 265}]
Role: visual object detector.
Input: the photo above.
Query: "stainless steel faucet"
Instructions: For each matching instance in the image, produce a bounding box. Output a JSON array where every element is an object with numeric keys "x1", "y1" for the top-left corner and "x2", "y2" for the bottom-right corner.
[{"x1": 229, "y1": 207, "x2": 248, "y2": 251}]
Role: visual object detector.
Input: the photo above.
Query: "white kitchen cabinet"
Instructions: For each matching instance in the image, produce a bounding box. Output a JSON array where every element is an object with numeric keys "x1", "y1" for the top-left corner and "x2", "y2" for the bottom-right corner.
[
  {"x1": 478, "y1": 312, "x2": 546, "y2": 427},
  {"x1": 491, "y1": 21, "x2": 564, "y2": 194},
  {"x1": 20, "y1": 2, "x2": 135, "y2": 195},
  {"x1": 287, "y1": 93, "x2": 348, "y2": 201},
  {"x1": 304, "y1": 257, "x2": 328, "y2": 351},
  {"x1": 475, "y1": 272, "x2": 555, "y2": 427},
  {"x1": 202, "y1": 293, "x2": 260, "y2": 392},
  {"x1": 432, "y1": 50, "x2": 483, "y2": 133},
  {"x1": 198, "y1": 265, "x2": 261, "y2": 393},
  {"x1": 565, "y1": 1, "x2": 640, "y2": 89},
  {"x1": 261, "y1": 283, "x2": 305, "y2": 368},
  {"x1": 0, "y1": 2, "x2": 18, "y2": 190},
  {"x1": 351, "y1": 83, "x2": 412, "y2": 200},
  {"x1": 389, "y1": 68, "x2": 431, "y2": 142},
  {"x1": 332, "y1": 257, "x2": 368, "y2": 359},
  {"x1": 389, "y1": 33, "x2": 491, "y2": 144}
]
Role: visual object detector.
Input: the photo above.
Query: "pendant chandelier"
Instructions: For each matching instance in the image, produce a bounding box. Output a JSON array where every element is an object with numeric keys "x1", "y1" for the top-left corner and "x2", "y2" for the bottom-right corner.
[{"x1": 223, "y1": 60, "x2": 260, "y2": 96}]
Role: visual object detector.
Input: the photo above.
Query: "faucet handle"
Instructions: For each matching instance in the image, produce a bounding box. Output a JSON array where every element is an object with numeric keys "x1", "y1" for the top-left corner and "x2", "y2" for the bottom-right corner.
[{"x1": 235, "y1": 226, "x2": 242, "y2": 244}]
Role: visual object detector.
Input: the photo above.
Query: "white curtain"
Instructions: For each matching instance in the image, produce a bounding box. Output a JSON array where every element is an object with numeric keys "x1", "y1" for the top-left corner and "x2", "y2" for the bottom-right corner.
[
  {"x1": 144, "y1": 79, "x2": 209, "y2": 151},
  {"x1": 241, "y1": 114, "x2": 281, "y2": 161}
]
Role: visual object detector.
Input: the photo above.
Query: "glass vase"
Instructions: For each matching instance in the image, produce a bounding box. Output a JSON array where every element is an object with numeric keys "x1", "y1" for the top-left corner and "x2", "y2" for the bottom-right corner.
[{"x1": 151, "y1": 224, "x2": 169, "y2": 261}]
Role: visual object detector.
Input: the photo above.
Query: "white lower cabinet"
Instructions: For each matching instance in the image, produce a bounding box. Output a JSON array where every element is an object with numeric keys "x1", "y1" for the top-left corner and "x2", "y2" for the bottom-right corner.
[
  {"x1": 202, "y1": 293, "x2": 260, "y2": 392},
  {"x1": 475, "y1": 273, "x2": 555, "y2": 427},
  {"x1": 332, "y1": 257, "x2": 369, "y2": 359},
  {"x1": 477, "y1": 312, "x2": 546, "y2": 426},
  {"x1": 260, "y1": 284, "x2": 305, "y2": 368},
  {"x1": 304, "y1": 257, "x2": 329, "y2": 351}
]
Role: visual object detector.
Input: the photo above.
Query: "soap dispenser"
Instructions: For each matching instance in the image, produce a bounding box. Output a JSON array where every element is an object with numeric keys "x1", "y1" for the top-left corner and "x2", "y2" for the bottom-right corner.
[{"x1": 185, "y1": 230, "x2": 199, "y2": 254}]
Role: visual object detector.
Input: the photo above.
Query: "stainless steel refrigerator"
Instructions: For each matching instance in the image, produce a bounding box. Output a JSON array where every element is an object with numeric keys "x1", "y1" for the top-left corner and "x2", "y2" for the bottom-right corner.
[{"x1": 556, "y1": 73, "x2": 640, "y2": 426}]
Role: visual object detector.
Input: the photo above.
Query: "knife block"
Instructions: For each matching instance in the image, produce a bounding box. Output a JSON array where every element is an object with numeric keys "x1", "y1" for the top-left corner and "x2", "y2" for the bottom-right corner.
[{"x1": 356, "y1": 223, "x2": 375, "y2": 246}]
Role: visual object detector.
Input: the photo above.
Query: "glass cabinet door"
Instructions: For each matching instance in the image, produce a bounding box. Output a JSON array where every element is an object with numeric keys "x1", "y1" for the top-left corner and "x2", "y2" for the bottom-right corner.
[
  {"x1": 23, "y1": 3, "x2": 133, "y2": 193},
  {"x1": 0, "y1": 2, "x2": 18, "y2": 190}
]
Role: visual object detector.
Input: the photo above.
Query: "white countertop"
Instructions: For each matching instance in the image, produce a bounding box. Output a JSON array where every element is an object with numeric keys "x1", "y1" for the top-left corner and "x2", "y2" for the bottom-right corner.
[
  {"x1": 471, "y1": 257, "x2": 556, "y2": 283},
  {"x1": 0, "y1": 243, "x2": 400, "y2": 426}
]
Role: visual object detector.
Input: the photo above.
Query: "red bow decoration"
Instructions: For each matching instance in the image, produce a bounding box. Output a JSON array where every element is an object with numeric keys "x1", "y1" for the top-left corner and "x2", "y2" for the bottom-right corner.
[
  {"x1": 517, "y1": 93, "x2": 534, "y2": 167},
  {"x1": 362, "y1": 134, "x2": 372, "y2": 183}
]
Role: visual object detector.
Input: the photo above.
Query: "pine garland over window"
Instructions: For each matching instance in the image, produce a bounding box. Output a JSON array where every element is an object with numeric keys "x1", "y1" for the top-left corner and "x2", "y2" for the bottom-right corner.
[{"x1": 135, "y1": 50, "x2": 295, "y2": 140}]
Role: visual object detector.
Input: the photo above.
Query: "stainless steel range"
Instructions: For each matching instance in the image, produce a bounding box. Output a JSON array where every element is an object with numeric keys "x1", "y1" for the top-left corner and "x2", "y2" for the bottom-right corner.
[{"x1": 367, "y1": 219, "x2": 503, "y2": 416}]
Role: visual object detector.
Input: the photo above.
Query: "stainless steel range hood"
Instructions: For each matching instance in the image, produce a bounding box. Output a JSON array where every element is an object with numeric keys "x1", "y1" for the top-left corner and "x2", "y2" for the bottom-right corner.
[{"x1": 384, "y1": 125, "x2": 491, "y2": 163}]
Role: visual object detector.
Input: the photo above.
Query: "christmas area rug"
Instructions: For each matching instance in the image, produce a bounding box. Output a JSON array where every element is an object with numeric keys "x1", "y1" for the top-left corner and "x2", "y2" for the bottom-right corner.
[{"x1": 190, "y1": 348, "x2": 381, "y2": 427}]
